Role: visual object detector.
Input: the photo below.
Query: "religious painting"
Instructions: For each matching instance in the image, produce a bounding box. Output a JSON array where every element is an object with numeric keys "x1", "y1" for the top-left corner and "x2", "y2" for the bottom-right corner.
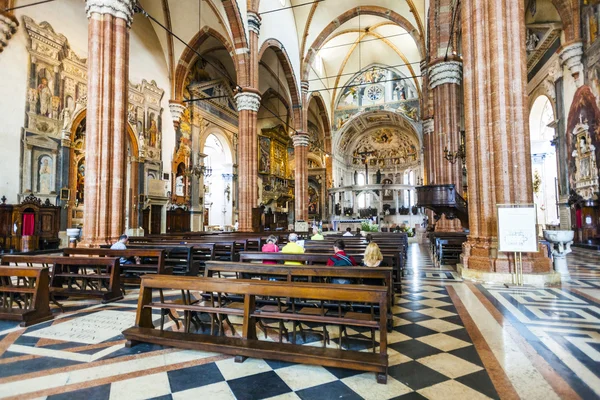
[
  {"x1": 38, "y1": 155, "x2": 53, "y2": 194},
  {"x1": 566, "y1": 85, "x2": 600, "y2": 200},
  {"x1": 308, "y1": 185, "x2": 319, "y2": 216},
  {"x1": 76, "y1": 159, "x2": 85, "y2": 204},
  {"x1": 584, "y1": 2, "x2": 600, "y2": 45},
  {"x1": 147, "y1": 112, "x2": 158, "y2": 148},
  {"x1": 382, "y1": 178, "x2": 394, "y2": 201},
  {"x1": 349, "y1": 128, "x2": 420, "y2": 166},
  {"x1": 258, "y1": 135, "x2": 271, "y2": 174},
  {"x1": 60, "y1": 188, "x2": 70, "y2": 201}
]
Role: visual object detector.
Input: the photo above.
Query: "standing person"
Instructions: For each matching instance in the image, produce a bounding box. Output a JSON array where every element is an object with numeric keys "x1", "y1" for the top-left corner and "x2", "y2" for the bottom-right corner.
[
  {"x1": 311, "y1": 227, "x2": 324, "y2": 240},
  {"x1": 261, "y1": 235, "x2": 279, "y2": 265},
  {"x1": 327, "y1": 239, "x2": 357, "y2": 284},
  {"x1": 281, "y1": 233, "x2": 304, "y2": 265},
  {"x1": 343, "y1": 227, "x2": 354, "y2": 237}
]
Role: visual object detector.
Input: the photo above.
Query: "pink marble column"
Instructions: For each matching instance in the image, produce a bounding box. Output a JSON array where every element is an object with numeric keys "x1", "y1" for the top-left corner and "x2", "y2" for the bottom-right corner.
[
  {"x1": 82, "y1": 0, "x2": 134, "y2": 246},
  {"x1": 293, "y1": 133, "x2": 310, "y2": 222}
]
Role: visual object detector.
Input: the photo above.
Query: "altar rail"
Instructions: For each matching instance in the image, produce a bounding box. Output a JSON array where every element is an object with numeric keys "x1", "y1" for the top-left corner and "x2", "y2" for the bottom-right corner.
[{"x1": 123, "y1": 275, "x2": 389, "y2": 383}]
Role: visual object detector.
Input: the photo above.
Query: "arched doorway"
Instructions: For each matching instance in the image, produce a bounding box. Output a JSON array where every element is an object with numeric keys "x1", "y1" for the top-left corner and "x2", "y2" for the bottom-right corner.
[
  {"x1": 529, "y1": 95, "x2": 559, "y2": 228},
  {"x1": 201, "y1": 133, "x2": 233, "y2": 229}
]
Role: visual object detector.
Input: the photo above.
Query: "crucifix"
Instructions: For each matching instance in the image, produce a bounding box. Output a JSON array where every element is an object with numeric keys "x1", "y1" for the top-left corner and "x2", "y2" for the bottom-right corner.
[{"x1": 357, "y1": 150, "x2": 375, "y2": 184}]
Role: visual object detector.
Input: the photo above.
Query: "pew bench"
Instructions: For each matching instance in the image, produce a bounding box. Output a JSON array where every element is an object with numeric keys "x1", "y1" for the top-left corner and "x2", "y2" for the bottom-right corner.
[
  {"x1": 123, "y1": 275, "x2": 389, "y2": 383},
  {"x1": 0, "y1": 266, "x2": 53, "y2": 326},
  {"x1": 1, "y1": 255, "x2": 123, "y2": 304}
]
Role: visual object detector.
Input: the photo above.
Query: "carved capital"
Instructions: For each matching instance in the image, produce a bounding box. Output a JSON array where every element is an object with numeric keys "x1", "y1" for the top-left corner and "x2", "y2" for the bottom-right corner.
[
  {"x1": 85, "y1": 0, "x2": 136, "y2": 27},
  {"x1": 234, "y1": 92, "x2": 261, "y2": 112},
  {"x1": 169, "y1": 100, "x2": 186, "y2": 128},
  {"x1": 292, "y1": 132, "x2": 310, "y2": 147},
  {"x1": 559, "y1": 41, "x2": 583, "y2": 86},
  {"x1": 428, "y1": 61, "x2": 462, "y2": 89},
  {"x1": 247, "y1": 12, "x2": 261, "y2": 35},
  {"x1": 0, "y1": 12, "x2": 19, "y2": 53},
  {"x1": 422, "y1": 118, "x2": 434, "y2": 135}
]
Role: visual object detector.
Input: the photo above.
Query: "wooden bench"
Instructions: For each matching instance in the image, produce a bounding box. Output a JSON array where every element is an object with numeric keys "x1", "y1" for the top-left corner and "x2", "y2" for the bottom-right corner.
[
  {"x1": 1, "y1": 255, "x2": 123, "y2": 304},
  {"x1": 62, "y1": 248, "x2": 169, "y2": 285},
  {"x1": 123, "y1": 275, "x2": 389, "y2": 383},
  {"x1": 0, "y1": 266, "x2": 53, "y2": 327},
  {"x1": 204, "y1": 260, "x2": 394, "y2": 328},
  {"x1": 107, "y1": 245, "x2": 200, "y2": 277}
]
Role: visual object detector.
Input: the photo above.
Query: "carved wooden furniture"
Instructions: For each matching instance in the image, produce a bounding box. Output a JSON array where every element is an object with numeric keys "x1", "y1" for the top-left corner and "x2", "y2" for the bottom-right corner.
[
  {"x1": 0, "y1": 195, "x2": 61, "y2": 252},
  {"x1": 166, "y1": 208, "x2": 191, "y2": 233},
  {"x1": 0, "y1": 266, "x2": 53, "y2": 327},
  {"x1": 1, "y1": 255, "x2": 122, "y2": 304},
  {"x1": 428, "y1": 232, "x2": 468, "y2": 266},
  {"x1": 416, "y1": 184, "x2": 468, "y2": 229},
  {"x1": 62, "y1": 248, "x2": 170, "y2": 285},
  {"x1": 123, "y1": 276, "x2": 389, "y2": 383}
]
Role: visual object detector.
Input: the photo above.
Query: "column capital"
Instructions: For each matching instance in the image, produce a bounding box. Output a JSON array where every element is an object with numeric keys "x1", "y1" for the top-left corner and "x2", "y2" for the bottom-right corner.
[
  {"x1": 558, "y1": 41, "x2": 584, "y2": 86},
  {"x1": 234, "y1": 92, "x2": 261, "y2": 112},
  {"x1": 292, "y1": 132, "x2": 310, "y2": 147},
  {"x1": 301, "y1": 80, "x2": 310, "y2": 94},
  {"x1": 0, "y1": 12, "x2": 19, "y2": 53},
  {"x1": 419, "y1": 59, "x2": 428, "y2": 73},
  {"x1": 247, "y1": 11, "x2": 261, "y2": 35},
  {"x1": 428, "y1": 60, "x2": 462, "y2": 89},
  {"x1": 422, "y1": 118, "x2": 434, "y2": 135},
  {"x1": 169, "y1": 100, "x2": 186, "y2": 128},
  {"x1": 85, "y1": 0, "x2": 136, "y2": 27}
]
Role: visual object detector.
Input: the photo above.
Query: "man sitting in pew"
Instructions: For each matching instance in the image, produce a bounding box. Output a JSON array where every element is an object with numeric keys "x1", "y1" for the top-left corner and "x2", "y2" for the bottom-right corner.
[
  {"x1": 110, "y1": 234, "x2": 139, "y2": 265},
  {"x1": 327, "y1": 239, "x2": 357, "y2": 284}
]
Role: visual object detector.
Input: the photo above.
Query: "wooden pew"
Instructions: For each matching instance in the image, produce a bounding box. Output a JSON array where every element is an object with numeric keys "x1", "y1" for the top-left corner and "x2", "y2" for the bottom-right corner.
[
  {"x1": 107, "y1": 245, "x2": 200, "y2": 277},
  {"x1": 0, "y1": 266, "x2": 53, "y2": 327},
  {"x1": 204, "y1": 260, "x2": 394, "y2": 327},
  {"x1": 123, "y1": 275, "x2": 389, "y2": 383},
  {"x1": 62, "y1": 248, "x2": 169, "y2": 285},
  {"x1": 1, "y1": 255, "x2": 122, "y2": 304}
]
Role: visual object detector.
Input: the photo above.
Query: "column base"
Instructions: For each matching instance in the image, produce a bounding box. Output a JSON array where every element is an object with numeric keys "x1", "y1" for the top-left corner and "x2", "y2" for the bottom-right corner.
[
  {"x1": 457, "y1": 264, "x2": 561, "y2": 286},
  {"x1": 461, "y1": 236, "x2": 553, "y2": 273}
]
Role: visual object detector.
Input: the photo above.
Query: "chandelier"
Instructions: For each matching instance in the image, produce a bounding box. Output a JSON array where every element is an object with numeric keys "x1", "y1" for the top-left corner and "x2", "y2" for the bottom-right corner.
[
  {"x1": 444, "y1": 130, "x2": 466, "y2": 165},
  {"x1": 186, "y1": 153, "x2": 212, "y2": 178}
]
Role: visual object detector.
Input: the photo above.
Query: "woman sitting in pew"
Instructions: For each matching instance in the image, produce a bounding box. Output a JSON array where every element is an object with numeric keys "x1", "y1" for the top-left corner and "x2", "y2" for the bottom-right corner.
[
  {"x1": 363, "y1": 242, "x2": 384, "y2": 285},
  {"x1": 261, "y1": 235, "x2": 279, "y2": 265}
]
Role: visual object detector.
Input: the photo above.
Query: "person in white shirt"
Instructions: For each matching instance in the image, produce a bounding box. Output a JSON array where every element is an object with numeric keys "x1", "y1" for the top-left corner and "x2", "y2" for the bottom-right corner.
[
  {"x1": 110, "y1": 234, "x2": 138, "y2": 264},
  {"x1": 342, "y1": 227, "x2": 354, "y2": 237}
]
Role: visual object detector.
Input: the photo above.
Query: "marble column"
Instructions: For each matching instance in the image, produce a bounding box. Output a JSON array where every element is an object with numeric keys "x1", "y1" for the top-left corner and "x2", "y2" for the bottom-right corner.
[
  {"x1": 235, "y1": 91, "x2": 261, "y2": 232},
  {"x1": 422, "y1": 118, "x2": 434, "y2": 185},
  {"x1": 293, "y1": 132, "x2": 309, "y2": 222},
  {"x1": 429, "y1": 60, "x2": 463, "y2": 232},
  {"x1": 461, "y1": 0, "x2": 552, "y2": 275},
  {"x1": 82, "y1": 0, "x2": 134, "y2": 246}
]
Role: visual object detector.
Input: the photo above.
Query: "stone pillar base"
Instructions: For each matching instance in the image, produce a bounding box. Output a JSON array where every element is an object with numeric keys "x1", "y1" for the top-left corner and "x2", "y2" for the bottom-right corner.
[
  {"x1": 458, "y1": 264, "x2": 561, "y2": 286},
  {"x1": 461, "y1": 236, "x2": 553, "y2": 273}
]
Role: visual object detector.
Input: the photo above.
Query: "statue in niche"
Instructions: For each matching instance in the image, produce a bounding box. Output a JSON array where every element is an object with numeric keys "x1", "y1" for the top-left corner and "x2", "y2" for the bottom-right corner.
[
  {"x1": 175, "y1": 175, "x2": 184, "y2": 197},
  {"x1": 376, "y1": 169, "x2": 382, "y2": 184},
  {"x1": 37, "y1": 77, "x2": 52, "y2": 117},
  {"x1": 61, "y1": 96, "x2": 74, "y2": 130},
  {"x1": 148, "y1": 117, "x2": 158, "y2": 148},
  {"x1": 354, "y1": 170, "x2": 358, "y2": 185},
  {"x1": 38, "y1": 156, "x2": 53, "y2": 194},
  {"x1": 526, "y1": 29, "x2": 539, "y2": 53}
]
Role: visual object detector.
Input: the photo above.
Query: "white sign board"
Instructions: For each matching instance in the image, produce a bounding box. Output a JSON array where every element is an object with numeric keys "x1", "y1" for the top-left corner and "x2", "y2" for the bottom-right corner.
[{"x1": 497, "y1": 205, "x2": 538, "y2": 253}]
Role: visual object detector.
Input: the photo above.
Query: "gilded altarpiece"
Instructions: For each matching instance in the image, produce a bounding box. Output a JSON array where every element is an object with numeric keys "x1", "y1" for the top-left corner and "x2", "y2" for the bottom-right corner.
[{"x1": 258, "y1": 125, "x2": 294, "y2": 208}]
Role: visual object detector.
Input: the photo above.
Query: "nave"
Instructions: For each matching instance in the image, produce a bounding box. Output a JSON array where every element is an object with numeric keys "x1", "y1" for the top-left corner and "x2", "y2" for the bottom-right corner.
[{"x1": 0, "y1": 245, "x2": 599, "y2": 399}]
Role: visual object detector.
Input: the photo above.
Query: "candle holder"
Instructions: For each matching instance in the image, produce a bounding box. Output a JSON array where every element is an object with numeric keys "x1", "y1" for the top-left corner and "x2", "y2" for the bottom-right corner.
[{"x1": 444, "y1": 130, "x2": 466, "y2": 165}]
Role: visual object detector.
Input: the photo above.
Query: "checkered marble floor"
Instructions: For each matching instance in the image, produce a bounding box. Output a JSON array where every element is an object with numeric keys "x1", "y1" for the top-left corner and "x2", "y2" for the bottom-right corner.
[{"x1": 1, "y1": 244, "x2": 598, "y2": 399}]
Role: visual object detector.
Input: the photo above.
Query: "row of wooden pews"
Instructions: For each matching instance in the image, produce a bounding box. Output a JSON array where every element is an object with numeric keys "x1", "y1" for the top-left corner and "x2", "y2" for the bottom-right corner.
[{"x1": 428, "y1": 232, "x2": 467, "y2": 266}]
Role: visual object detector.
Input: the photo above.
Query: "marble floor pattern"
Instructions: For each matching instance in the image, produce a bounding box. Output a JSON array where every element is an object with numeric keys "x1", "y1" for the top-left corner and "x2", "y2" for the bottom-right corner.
[{"x1": 0, "y1": 245, "x2": 598, "y2": 399}]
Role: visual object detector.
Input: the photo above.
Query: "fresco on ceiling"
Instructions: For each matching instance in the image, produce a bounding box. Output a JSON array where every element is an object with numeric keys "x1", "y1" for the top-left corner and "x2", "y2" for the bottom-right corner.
[
  {"x1": 184, "y1": 58, "x2": 238, "y2": 125},
  {"x1": 346, "y1": 128, "x2": 419, "y2": 168},
  {"x1": 333, "y1": 66, "x2": 419, "y2": 130}
]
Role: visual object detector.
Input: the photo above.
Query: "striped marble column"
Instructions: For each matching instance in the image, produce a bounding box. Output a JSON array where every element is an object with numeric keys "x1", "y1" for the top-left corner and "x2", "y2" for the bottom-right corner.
[
  {"x1": 429, "y1": 60, "x2": 464, "y2": 232},
  {"x1": 461, "y1": 0, "x2": 552, "y2": 275},
  {"x1": 82, "y1": 0, "x2": 134, "y2": 246},
  {"x1": 293, "y1": 133, "x2": 310, "y2": 222},
  {"x1": 235, "y1": 91, "x2": 261, "y2": 232}
]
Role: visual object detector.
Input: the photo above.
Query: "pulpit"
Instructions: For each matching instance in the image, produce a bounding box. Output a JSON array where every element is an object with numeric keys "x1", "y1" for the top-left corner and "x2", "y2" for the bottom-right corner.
[{"x1": 416, "y1": 185, "x2": 469, "y2": 229}]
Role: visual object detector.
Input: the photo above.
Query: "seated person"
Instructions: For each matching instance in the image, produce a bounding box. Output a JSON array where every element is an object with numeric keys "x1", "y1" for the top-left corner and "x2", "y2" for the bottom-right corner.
[
  {"x1": 342, "y1": 227, "x2": 354, "y2": 237},
  {"x1": 281, "y1": 233, "x2": 304, "y2": 265},
  {"x1": 363, "y1": 242, "x2": 384, "y2": 285},
  {"x1": 110, "y1": 234, "x2": 139, "y2": 265},
  {"x1": 327, "y1": 239, "x2": 357, "y2": 284},
  {"x1": 355, "y1": 227, "x2": 362, "y2": 237},
  {"x1": 365, "y1": 233, "x2": 373, "y2": 244},
  {"x1": 311, "y1": 227, "x2": 324, "y2": 240},
  {"x1": 261, "y1": 235, "x2": 279, "y2": 265}
]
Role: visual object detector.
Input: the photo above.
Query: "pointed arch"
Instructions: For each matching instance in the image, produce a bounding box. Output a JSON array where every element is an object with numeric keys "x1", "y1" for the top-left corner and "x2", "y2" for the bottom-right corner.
[{"x1": 258, "y1": 38, "x2": 301, "y2": 111}]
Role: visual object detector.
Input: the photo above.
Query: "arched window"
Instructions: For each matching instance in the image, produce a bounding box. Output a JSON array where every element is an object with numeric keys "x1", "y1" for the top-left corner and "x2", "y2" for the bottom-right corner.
[
  {"x1": 204, "y1": 134, "x2": 225, "y2": 168},
  {"x1": 357, "y1": 173, "x2": 365, "y2": 186},
  {"x1": 357, "y1": 193, "x2": 366, "y2": 209}
]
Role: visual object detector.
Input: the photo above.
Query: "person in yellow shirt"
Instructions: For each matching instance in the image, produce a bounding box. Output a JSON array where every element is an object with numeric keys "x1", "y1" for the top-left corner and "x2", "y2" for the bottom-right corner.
[
  {"x1": 310, "y1": 227, "x2": 324, "y2": 240},
  {"x1": 281, "y1": 233, "x2": 304, "y2": 265}
]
